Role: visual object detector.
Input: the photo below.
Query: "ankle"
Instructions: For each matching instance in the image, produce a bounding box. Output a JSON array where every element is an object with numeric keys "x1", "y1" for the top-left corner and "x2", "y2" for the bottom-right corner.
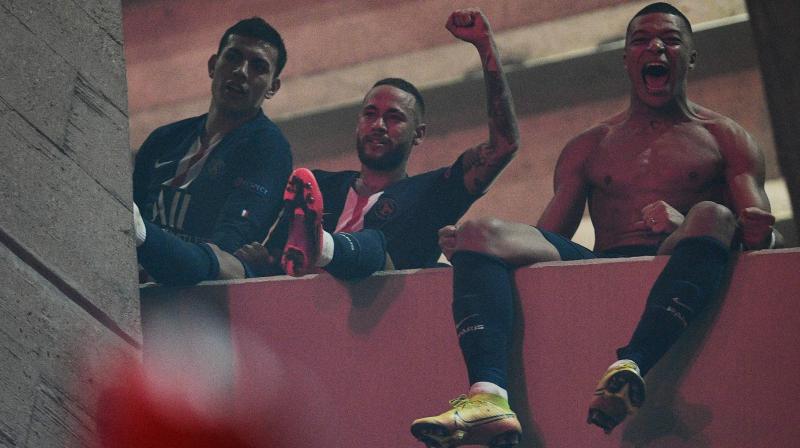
[
  {"x1": 469, "y1": 382, "x2": 508, "y2": 399},
  {"x1": 316, "y1": 231, "x2": 334, "y2": 267}
]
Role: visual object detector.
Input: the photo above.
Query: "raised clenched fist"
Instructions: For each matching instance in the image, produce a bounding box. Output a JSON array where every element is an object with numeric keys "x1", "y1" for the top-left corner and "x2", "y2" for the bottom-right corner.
[{"x1": 446, "y1": 8, "x2": 492, "y2": 46}]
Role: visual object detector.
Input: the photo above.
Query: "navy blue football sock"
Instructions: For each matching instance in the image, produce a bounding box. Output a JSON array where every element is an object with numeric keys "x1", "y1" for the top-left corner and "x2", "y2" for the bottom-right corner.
[
  {"x1": 617, "y1": 236, "x2": 731, "y2": 375},
  {"x1": 137, "y1": 221, "x2": 221, "y2": 286},
  {"x1": 324, "y1": 229, "x2": 387, "y2": 280},
  {"x1": 451, "y1": 251, "x2": 515, "y2": 389}
]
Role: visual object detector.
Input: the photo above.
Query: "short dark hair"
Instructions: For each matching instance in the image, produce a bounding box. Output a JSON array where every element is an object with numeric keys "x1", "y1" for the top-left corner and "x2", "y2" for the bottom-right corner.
[
  {"x1": 217, "y1": 17, "x2": 287, "y2": 77},
  {"x1": 626, "y1": 2, "x2": 693, "y2": 42},
  {"x1": 372, "y1": 78, "x2": 426, "y2": 120}
]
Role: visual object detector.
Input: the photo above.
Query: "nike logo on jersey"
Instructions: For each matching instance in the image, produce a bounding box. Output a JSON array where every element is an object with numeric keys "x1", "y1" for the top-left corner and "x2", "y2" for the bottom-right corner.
[{"x1": 154, "y1": 159, "x2": 176, "y2": 169}]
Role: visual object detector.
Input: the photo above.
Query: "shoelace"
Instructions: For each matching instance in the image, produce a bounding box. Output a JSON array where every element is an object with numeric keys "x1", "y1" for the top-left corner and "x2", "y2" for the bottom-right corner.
[{"x1": 448, "y1": 395, "x2": 472, "y2": 409}]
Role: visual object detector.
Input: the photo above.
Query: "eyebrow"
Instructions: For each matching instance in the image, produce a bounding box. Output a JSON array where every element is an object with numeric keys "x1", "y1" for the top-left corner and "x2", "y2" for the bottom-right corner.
[{"x1": 629, "y1": 28, "x2": 683, "y2": 40}]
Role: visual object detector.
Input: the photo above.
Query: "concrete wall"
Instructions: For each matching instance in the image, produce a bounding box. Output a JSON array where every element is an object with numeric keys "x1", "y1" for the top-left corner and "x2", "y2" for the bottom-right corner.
[
  {"x1": 0, "y1": 1, "x2": 139, "y2": 446},
  {"x1": 141, "y1": 248, "x2": 800, "y2": 447}
]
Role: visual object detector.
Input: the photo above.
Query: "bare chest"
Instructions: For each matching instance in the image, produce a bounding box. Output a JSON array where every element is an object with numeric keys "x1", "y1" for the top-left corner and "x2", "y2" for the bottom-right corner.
[{"x1": 586, "y1": 122, "x2": 724, "y2": 199}]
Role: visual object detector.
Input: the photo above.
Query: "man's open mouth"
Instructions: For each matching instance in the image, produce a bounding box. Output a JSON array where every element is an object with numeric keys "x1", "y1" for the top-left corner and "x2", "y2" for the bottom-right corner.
[
  {"x1": 366, "y1": 136, "x2": 390, "y2": 147},
  {"x1": 225, "y1": 82, "x2": 246, "y2": 95},
  {"x1": 642, "y1": 63, "x2": 670, "y2": 92}
]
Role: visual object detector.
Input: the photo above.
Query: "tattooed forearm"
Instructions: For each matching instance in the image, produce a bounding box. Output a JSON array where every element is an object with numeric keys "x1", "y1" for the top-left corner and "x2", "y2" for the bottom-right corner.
[
  {"x1": 457, "y1": 22, "x2": 520, "y2": 195},
  {"x1": 462, "y1": 143, "x2": 505, "y2": 171},
  {"x1": 482, "y1": 50, "x2": 519, "y2": 150},
  {"x1": 462, "y1": 142, "x2": 514, "y2": 194}
]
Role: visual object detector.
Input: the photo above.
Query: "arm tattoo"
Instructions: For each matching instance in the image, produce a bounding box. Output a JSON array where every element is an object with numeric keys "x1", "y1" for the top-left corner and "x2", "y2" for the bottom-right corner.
[
  {"x1": 459, "y1": 41, "x2": 520, "y2": 194},
  {"x1": 462, "y1": 142, "x2": 509, "y2": 193},
  {"x1": 484, "y1": 69, "x2": 518, "y2": 146}
]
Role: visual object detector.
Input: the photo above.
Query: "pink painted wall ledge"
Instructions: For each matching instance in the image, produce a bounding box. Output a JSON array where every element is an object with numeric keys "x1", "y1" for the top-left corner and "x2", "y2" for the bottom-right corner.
[{"x1": 141, "y1": 248, "x2": 800, "y2": 447}]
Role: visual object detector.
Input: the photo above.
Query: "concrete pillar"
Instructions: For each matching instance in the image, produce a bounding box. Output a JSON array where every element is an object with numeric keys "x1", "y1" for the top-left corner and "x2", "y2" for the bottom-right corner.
[
  {"x1": 0, "y1": 0, "x2": 139, "y2": 445},
  {"x1": 746, "y1": 0, "x2": 800, "y2": 238}
]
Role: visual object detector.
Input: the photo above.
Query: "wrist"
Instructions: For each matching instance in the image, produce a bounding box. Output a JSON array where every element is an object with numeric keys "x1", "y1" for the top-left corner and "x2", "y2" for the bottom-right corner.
[
  {"x1": 474, "y1": 37, "x2": 495, "y2": 54},
  {"x1": 744, "y1": 228, "x2": 775, "y2": 250},
  {"x1": 767, "y1": 229, "x2": 776, "y2": 249}
]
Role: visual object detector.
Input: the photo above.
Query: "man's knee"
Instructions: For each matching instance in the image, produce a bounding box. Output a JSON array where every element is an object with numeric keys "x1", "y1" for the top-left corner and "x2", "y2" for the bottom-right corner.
[
  {"x1": 684, "y1": 201, "x2": 736, "y2": 242},
  {"x1": 457, "y1": 217, "x2": 509, "y2": 252},
  {"x1": 456, "y1": 217, "x2": 557, "y2": 265}
]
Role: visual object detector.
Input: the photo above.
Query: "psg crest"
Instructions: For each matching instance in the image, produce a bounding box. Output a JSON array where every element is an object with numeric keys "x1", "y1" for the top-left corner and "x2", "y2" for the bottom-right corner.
[{"x1": 372, "y1": 197, "x2": 398, "y2": 221}]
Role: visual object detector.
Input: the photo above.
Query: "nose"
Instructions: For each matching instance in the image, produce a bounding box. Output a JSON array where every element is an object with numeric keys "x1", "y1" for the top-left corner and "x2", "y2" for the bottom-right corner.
[
  {"x1": 647, "y1": 38, "x2": 665, "y2": 53},
  {"x1": 371, "y1": 116, "x2": 386, "y2": 131},
  {"x1": 232, "y1": 61, "x2": 248, "y2": 77}
]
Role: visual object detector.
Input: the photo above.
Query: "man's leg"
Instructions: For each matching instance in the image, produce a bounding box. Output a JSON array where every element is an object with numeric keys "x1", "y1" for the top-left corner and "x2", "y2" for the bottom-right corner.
[
  {"x1": 279, "y1": 168, "x2": 388, "y2": 280},
  {"x1": 321, "y1": 230, "x2": 388, "y2": 280},
  {"x1": 588, "y1": 201, "x2": 737, "y2": 433},
  {"x1": 135, "y1": 204, "x2": 246, "y2": 286},
  {"x1": 411, "y1": 219, "x2": 565, "y2": 448}
]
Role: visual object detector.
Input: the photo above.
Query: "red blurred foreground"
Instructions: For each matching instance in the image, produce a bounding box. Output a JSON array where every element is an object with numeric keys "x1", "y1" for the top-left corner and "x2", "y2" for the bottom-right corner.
[{"x1": 96, "y1": 356, "x2": 261, "y2": 448}]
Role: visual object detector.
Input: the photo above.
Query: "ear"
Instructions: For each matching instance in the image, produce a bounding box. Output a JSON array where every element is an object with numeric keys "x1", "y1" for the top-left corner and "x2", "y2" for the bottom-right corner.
[
  {"x1": 208, "y1": 54, "x2": 218, "y2": 78},
  {"x1": 688, "y1": 50, "x2": 697, "y2": 70},
  {"x1": 264, "y1": 78, "x2": 281, "y2": 99},
  {"x1": 412, "y1": 123, "x2": 427, "y2": 146}
]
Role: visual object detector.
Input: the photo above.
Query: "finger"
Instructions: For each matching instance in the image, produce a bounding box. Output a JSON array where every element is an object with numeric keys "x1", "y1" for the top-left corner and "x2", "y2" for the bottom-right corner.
[
  {"x1": 739, "y1": 219, "x2": 773, "y2": 232},
  {"x1": 747, "y1": 214, "x2": 776, "y2": 225},
  {"x1": 441, "y1": 247, "x2": 455, "y2": 261},
  {"x1": 632, "y1": 220, "x2": 649, "y2": 231},
  {"x1": 742, "y1": 223, "x2": 772, "y2": 234},
  {"x1": 439, "y1": 235, "x2": 456, "y2": 247},
  {"x1": 438, "y1": 225, "x2": 457, "y2": 237},
  {"x1": 439, "y1": 235, "x2": 456, "y2": 246},
  {"x1": 453, "y1": 11, "x2": 475, "y2": 27},
  {"x1": 640, "y1": 202, "x2": 657, "y2": 215},
  {"x1": 651, "y1": 222, "x2": 669, "y2": 234},
  {"x1": 445, "y1": 12, "x2": 457, "y2": 31},
  {"x1": 742, "y1": 207, "x2": 776, "y2": 221}
]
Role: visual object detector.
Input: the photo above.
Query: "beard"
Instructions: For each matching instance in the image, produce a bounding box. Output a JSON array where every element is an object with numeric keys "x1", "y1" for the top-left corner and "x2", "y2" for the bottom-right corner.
[{"x1": 356, "y1": 137, "x2": 411, "y2": 171}]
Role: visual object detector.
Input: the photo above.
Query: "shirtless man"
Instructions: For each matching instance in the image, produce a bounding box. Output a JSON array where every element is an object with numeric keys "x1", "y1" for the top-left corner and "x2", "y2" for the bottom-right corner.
[{"x1": 410, "y1": 3, "x2": 780, "y2": 446}]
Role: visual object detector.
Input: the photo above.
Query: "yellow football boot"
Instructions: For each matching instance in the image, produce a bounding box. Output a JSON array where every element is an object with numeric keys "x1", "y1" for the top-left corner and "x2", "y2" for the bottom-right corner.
[
  {"x1": 587, "y1": 359, "x2": 646, "y2": 434},
  {"x1": 411, "y1": 394, "x2": 521, "y2": 447}
]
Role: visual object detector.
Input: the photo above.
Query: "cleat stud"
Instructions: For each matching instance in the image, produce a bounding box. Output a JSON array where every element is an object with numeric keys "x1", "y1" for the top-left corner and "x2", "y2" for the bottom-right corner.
[{"x1": 490, "y1": 431, "x2": 521, "y2": 448}]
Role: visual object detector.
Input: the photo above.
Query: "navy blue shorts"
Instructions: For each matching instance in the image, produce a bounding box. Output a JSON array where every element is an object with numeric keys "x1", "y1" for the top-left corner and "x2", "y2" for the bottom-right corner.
[{"x1": 538, "y1": 228, "x2": 659, "y2": 261}]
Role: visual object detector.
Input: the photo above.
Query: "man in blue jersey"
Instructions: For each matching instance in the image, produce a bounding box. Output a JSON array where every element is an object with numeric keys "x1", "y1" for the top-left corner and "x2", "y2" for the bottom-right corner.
[
  {"x1": 133, "y1": 17, "x2": 292, "y2": 285},
  {"x1": 138, "y1": 8, "x2": 521, "y2": 285},
  {"x1": 235, "y1": 8, "x2": 521, "y2": 280}
]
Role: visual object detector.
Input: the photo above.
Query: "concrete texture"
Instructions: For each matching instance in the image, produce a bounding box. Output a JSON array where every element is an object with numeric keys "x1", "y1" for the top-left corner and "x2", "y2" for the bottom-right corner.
[
  {"x1": 746, "y1": 0, "x2": 800, "y2": 243},
  {"x1": 141, "y1": 248, "x2": 800, "y2": 447},
  {"x1": 0, "y1": 0, "x2": 139, "y2": 446},
  {"x1": 0, "y1": 244, "x2": 135, "y2": 448},
  {"x1": 0, "y1": 0, "x2": 139, "y2": 334}
]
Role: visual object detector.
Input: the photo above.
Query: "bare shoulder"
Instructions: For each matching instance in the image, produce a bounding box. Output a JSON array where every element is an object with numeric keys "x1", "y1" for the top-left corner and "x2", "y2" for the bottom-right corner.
[
  {"x1": 551, "y1": 120, "x2": 614, "y2": 184},
  {"x1": 692, "y1": 103, "x2": 764, "y2": 172},
  {"x1": 692, "y1": 104, "x2": 757, "y2": 151},
  {"x1": 561, "y1": 119, "x2": 614, "y2": 156}
]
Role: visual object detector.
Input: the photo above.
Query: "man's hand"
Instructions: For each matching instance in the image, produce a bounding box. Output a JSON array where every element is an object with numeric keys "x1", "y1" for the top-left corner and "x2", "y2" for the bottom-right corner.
[
  {"x1": 234, "y1": 242, "x2": 278, "y2": 277},
  {"x1": 446, "y1": 8, "x2": 492, "y2": 48},
  {"x1": 738, "y1": 207, "x2": 775, "y2": 249},
  {"x1": 634, "y1": 200, "x2": 684, "y2": 234},
  {"x1": 438, "y1": 225, "x2": 458, "y2": 261},
  {"x1": 438, "y1": 219, "x2": 507, "y2": 261}
]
